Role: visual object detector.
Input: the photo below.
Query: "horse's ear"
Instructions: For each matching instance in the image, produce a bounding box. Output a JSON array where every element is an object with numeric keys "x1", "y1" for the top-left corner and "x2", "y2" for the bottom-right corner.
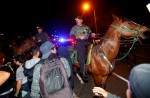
[{"x1": 112, "y1": 14, "x2": 121, "y2": 21}]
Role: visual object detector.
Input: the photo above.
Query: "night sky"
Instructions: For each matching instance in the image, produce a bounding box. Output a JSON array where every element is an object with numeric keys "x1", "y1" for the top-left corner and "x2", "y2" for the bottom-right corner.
[{"x1": 0, "y1": 0, "x2": 150, "y2": 39}]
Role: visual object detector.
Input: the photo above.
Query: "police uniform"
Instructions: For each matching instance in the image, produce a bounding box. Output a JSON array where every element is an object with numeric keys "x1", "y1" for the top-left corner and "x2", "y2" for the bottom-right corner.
[
  {"x1": 35, "y1": 27, "x2": 49, "y2": 46},
  {"x1": 70, "y1": 24, "x2": 92, "y2": 40},
  {"x1": 35, "y1": 32, "x2": 48, "y2": 43},
  {"x1": 70, "y1": 24, "x2": 92, "y2": 78}
]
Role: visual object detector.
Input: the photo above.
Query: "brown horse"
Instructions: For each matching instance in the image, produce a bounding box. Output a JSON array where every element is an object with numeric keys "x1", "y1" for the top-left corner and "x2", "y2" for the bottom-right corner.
[{"x1": 88, "y1": 15, "x2": 150, "y2": 88}]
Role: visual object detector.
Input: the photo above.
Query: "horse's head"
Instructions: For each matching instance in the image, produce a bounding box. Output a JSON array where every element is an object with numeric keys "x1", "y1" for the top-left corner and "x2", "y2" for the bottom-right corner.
[{"x1": 112, "y1": 15, "x2": 150, "y2": 39}]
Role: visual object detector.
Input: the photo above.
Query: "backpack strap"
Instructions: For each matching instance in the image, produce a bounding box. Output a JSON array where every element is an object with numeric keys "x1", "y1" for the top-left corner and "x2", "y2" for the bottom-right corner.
[
  {"x1": 39, "y1": 56, "x2": 61, "y2": 65},
  {"x1": 23, "y1": 60, "x2": 41, "y2": 77}
]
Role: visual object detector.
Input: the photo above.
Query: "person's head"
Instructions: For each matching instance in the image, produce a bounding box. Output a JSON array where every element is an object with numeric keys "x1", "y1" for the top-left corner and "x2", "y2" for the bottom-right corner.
[
  {"x1": 57, "y1": 46, "x2": 70, "y2": 57},
  {"x1": 75, "y1": 16, "x2": 83, "y2": 26},
  {"x1": 31, "y1": 46, "x2": 40, "y2": 58},
  {"x1": 126, "y1": 64, "x2": 150, "y2": 98},
  {"x1": 40, "y1": 41, "x2": 56, "y2": 59},
  {"x1": 0, "y1": 52, "x2": 6, "y2": 66},
  {"x1": 13, "y1": 55, "x2": 24, "y2": 66},
  {"x1": 36, "y1": 26, "x2": 43, "y2": 33}
]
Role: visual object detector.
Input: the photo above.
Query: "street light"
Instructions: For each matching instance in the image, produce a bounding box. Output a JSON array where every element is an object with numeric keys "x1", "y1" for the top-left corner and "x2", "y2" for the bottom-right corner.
[
  {"x1": 82, "y1": 3, "x2": 97, "y2": 34},
  {"x1": 83, "y1": 3, "x2": 89, "y2": 10},
  {"x1": 93, "y1": 9, "x2": 97, "y2": 34},
  {"x1": 82, "y1": 3, "x2": 90, "y2": 16},
  {"x1": 146, "y1": 3, "x2": 150, "y2": 12}
]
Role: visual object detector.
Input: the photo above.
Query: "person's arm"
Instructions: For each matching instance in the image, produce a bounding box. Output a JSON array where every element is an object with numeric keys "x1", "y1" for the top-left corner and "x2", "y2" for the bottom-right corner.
[
  {"x1": 0, "y1": 71, "x2": 10, "y2": 86},
  {"x1": 60, "y1": 58, "x2": 71, "y2": 78},
  {"x1": 15, "y1": 80, "x2": 22, "y2": 97},
  {"x1": 107, "y1": 93, "x2": 121, "y2": 98},
  {"x1": 45, "y1": 32, "x2": 50, "y2": 41},
  {"x1": 15, "y1": 66, "x2": 26, "y2": 96},
  {"x1": 91, "y1": 33, "x2": 96, "y2": 38},
  {"x1": 44, "y1": 32, "x2": 48, "y2": 36},
  {"x1": 92, "y1": 87, "x2": 121, "y2": 98},
  {"x1": 87, "y1": 26, "x2": 95, "y2": 38},
  {"x1": 70, "y1": 27, "x2": 76, "y2": 39},
  {"x1": 30, "y1": 64, "x2": 42, "y2": 98},
  {"x1": 93, "y1": 87, "x2": 108, "y2": 98}
]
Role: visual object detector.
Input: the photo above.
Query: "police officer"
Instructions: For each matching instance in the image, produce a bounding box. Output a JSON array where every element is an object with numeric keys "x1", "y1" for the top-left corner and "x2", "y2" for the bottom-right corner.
[
  {"x1": 35, "y1": 26, "x2": 49, "y2": 46},
  {"x1": 70, "y1": 16, "x2": 95, "y2": 82}
]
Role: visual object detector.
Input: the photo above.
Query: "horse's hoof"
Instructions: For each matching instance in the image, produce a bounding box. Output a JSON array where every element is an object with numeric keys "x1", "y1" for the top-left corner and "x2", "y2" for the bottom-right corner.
[
  {"x1": 82, "y1": 78, "x2": 88, "y2": 83},
  {"x1": 79, "y1": 73, "x2": 88, "y2": 83}
]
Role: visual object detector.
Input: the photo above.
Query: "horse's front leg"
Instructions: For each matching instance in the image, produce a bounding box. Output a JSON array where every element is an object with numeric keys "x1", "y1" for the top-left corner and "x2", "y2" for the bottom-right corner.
[
  {"x1": 101, "y1": 75, "x2": 108, "y2": 89},
  {"x1": 93, "y1": 74, "x2": 102, "y2": 87}
]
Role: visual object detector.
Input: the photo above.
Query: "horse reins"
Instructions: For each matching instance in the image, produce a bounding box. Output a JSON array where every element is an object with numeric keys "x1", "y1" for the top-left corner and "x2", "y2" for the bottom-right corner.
[{"x1": 111, "y1": 24, "x2": 141, "y2": 61}]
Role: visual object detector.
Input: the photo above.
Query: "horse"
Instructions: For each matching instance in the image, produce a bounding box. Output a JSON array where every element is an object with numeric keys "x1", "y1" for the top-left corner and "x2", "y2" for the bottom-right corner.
[{"x1": 88, "y1": 15, "x2": 150, "y2": 88}]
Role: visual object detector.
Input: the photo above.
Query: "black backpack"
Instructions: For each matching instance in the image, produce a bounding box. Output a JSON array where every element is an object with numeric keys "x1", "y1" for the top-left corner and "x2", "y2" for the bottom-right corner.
[
  {"x1": 39, "y1": 57, "x2": 73, "y2": 98},
  {"x1": 22, "y1": 61, "x2": 40, "y2": 90}
]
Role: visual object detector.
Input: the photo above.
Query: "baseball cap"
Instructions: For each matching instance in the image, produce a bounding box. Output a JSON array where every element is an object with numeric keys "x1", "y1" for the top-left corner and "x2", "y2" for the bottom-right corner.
[
  {"x1": 129, "y1": 63, "x2": 150, "y2": 98},
  {"x1": 75, "y1": 16, "x2": 83, "y2": 20},
  {"x1": 40, "y1": 41, "x2": 54, "y2": 59},
  {"x1": 36, "y1": 26, "x2": 42, "y2": 29}
]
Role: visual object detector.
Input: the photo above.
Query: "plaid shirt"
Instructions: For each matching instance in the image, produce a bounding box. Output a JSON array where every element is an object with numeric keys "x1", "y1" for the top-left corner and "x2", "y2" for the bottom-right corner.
[{"x1": 30, "y1": 57, "x2": 71, "y2": 98}]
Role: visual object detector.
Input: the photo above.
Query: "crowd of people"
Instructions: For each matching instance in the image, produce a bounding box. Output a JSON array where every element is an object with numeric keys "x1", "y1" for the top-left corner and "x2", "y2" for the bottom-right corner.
[
  {"x1": 0, "y1": 15, "x2": 150, "y2": 98},
  {"x1": 0, "y1": 41, "x2": 73, "y2": 98}
]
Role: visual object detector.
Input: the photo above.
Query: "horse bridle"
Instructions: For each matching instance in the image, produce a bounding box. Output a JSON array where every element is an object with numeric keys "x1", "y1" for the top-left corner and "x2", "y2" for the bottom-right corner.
[
  {"x1": 112, "y1": 21, "x2": 144, "y2": 41},
  {"x1": 112, "y1": 23, "x2": 141, "y2": 36}
]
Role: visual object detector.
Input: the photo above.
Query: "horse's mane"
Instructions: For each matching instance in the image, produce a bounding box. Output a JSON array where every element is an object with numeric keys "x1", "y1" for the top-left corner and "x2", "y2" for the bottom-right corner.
[
  {"x1": 14, "y1": 38, "x2": 36, "y2": 56},
  {"x1": 112, "y1": 14, "x2": 130, "y2": 22}
]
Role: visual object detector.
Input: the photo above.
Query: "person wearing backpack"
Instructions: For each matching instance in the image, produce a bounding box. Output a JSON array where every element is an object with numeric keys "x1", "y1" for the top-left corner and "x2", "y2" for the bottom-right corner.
[
  {"x1": 30, "y1": 41, "x2": 72, "y2": 98},
  {"x1": 13, "y1": 55, "x2": 29, "y2": 98},
  {"x1": 57, "y1": 46, "x2": 79, "y2": 98},
  {"x1": 57, "y1": 45, "x2": 74, "y2": 89},
  {"x1": 24, "y1": 46, "x2": 40, "y2": 90}
]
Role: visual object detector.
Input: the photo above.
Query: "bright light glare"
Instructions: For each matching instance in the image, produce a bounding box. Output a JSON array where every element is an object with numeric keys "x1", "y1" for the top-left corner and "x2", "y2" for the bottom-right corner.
[
  {"x1": 59, "y1": 38, "x2": 65, "y2": 42},
  {"x1": 72, "y1": 41, "x2": 75, "y2": 44},
  {"x1": 146, "y1": 3, "x2": 150, "y2": 12},
  {"x1": 83, "y1": 3, "x2": 89, "y2": 10}
]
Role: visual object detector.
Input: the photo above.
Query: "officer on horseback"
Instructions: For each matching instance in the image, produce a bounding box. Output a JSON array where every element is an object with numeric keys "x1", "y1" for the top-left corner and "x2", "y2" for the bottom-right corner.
[
  {"x1": 70, "y1": 16, "x2": 95, "y2": 83},
  {"x1": 34, "y1": 26, "x2": 50, "y2": 46}
]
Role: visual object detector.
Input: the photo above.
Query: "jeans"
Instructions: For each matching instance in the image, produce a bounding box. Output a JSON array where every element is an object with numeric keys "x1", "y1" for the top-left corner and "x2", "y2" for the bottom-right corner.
[
  {"x1": 21, "y1": 82, "x2": 29, "y2": 97},
  {"x1": 76, "y1": 39, "x2": 88, "y2": 74}
]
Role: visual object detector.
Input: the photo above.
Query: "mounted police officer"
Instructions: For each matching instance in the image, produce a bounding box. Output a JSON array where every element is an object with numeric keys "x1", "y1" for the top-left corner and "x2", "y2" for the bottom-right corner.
[
  {"x1": 34, "y1": 26, "x2": 50, "y2": 46},
  {"x1": 70, "y1": 16, "x2": 95, "y2": 83}
]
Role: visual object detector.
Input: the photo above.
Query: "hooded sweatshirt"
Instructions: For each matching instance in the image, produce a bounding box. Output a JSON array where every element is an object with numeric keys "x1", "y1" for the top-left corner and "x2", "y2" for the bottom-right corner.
[{"x1": 25, "y1": 58, "x2": 40, "y2": 69}]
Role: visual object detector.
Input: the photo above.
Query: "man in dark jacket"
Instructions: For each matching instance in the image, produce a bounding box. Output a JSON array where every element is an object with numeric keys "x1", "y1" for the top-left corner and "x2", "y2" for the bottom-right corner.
[
  {"x1": 57, "y1": 46, "x2": 74, "y2": 89},
  {"x1": 35, "y1": 26, "x2": 49, "y2": 46}
]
